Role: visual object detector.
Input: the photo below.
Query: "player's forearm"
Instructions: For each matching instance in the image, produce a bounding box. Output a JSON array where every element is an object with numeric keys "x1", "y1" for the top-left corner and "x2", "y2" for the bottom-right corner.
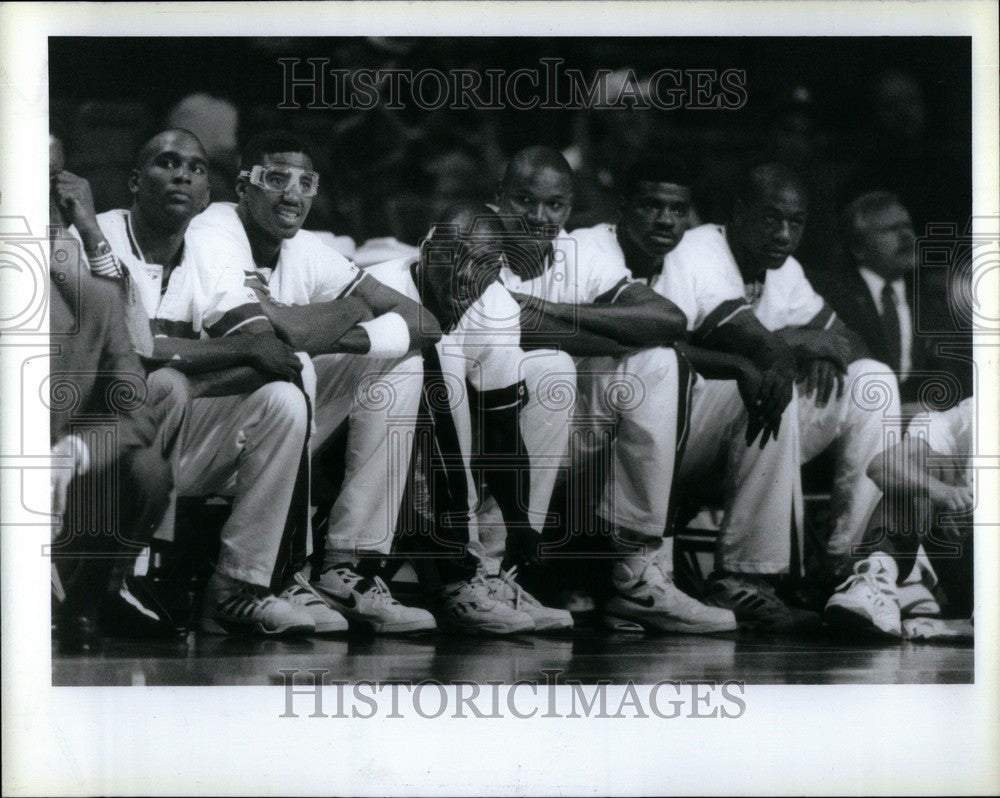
[
  {"x1": 674, "y1": 342, "x2": 753, "y2": 381},
  {"x1": 519, "y1": 311, "x2": 633, "y2": 357},
  {"x1": 185, "y1": 365, "x2": 275, "y2": 398},
  {"x1": 263, "y1": 298, "x2": 371, "y2": 355},
  {"x1": 149, "y1": 336, "x2": 252, "y2": 374},
  {"x1": 521, "y1": 297, "x2": 683, "y2": 348},
  {"x1": 866, "y1": 438, "x2": 930, "y2": 494}
]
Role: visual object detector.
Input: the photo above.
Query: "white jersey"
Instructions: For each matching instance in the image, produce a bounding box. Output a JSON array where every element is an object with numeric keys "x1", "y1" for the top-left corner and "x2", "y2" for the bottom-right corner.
[
  {"x1": 86, "y1": 208, "x2": 266, "y2": 340},
  {"x1": 367, "y1": 257, "x2": 525, "y2": 394},
  {"x1": 187, "y1": 202, "x2": 366, "y2": 305},
  {"x1": 656, "y1": 223, "x2": 834, "y2": 334},
  {"x1": 498, "y1": 227, "x2": 633, "y2": 306}
]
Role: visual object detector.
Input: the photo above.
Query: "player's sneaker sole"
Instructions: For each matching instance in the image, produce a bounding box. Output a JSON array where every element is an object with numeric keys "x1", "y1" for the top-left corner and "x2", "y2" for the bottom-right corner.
[
  {"x1": 441, "y1": 614, "x2": 535, "y2": 636},
  {"x1": 602, "y1": 597, "x2": 738, "y2": 635},
  {"x1": 199, "y1": 616, "x2": 315, "y2": 637},
  {"x1": 824, "y1": 601, "x2": 901, "y2": 639}
]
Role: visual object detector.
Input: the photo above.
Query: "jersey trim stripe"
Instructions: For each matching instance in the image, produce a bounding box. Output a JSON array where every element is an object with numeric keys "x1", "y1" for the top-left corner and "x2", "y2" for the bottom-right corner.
[{"x1": 694, "y1": 298, "x2": 753, "y2": 343}]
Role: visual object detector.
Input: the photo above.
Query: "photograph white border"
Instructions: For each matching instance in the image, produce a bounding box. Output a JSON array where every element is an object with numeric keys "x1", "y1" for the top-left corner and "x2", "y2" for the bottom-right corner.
[{"x1": 2, "y1": 2, "x2": 998, "y2": 795}]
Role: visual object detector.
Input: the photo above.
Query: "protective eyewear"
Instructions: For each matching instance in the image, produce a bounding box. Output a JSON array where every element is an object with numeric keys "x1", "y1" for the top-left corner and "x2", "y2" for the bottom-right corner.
[{"x1": 240, "y1": 165, "x2": 320, "y2": 197}]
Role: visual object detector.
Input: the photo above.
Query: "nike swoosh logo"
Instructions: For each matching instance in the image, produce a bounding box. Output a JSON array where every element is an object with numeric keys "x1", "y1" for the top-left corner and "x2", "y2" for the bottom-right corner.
[
  {"x1": 315, "y1": 585, "x2": 357, "y2": 609},
  {"x1": 619, "y1": 594, "x2": 656, "y2": 608}
]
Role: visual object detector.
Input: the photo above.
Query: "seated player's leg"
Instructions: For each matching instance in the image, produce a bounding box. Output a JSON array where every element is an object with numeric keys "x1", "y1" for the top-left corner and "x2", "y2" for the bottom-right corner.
[
  {"x1": 53, "y1": 372, "x2": 193, "y2": 650},
  {"x1": 799, "y1": 359, "x2": 902, "y2": 573},
  {"x1": 308, "y1": 352, "x2": 436, "y2": 633},
  {"x1": 679, "y1": 378, "x2": 818, "y2": 630},
  {"x1": 582, "y1": 346, "x2": 737, "y2": 634},
  {"x1": 170, "y1": 379, "x2": 316, "y2": 636},
  {"x1": 473, "y1": 348, "x2": 575, "y2": 632}
]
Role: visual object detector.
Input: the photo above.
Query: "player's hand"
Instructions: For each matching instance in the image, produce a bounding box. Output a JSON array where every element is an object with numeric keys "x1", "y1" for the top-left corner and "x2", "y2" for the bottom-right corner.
[
  {"x1": 744, "y1": 363, "x2": 794, "y2": 447},
  {"x1": 786, "y1": 329, "x2": 852, "y2": 372},
  {"x1": 929, "y1": 481, "x2": 974, "y2": 514},
  {"x1": 803, "y1": 358, "x2": 845, "y2": 408},
  {"x1": 51, "y1": 171, "x2": 100, "y2": 235},
  {"x1": 244, "y1": 334, "x2": 303, "y2": 380}
]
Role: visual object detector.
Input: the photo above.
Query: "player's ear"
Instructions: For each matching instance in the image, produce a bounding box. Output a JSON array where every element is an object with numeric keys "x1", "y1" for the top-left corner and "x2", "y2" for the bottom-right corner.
[
  {"x1": 235, "y1": 174, "x2": 247, "y2": 200},
  {"x1": 128, "y1": 169, "x2": 140, "y2": 196}
]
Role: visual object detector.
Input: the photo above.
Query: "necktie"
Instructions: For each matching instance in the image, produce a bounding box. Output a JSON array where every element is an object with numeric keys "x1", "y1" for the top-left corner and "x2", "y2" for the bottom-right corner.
[{"x1": 880, "y1": 282, "x2": 901, "y2": 374}]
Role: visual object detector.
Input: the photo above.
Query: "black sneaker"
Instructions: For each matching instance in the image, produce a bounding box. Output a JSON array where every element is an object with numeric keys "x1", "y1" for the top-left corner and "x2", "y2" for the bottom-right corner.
[{"x1": 705, "y1": 573, "x2": 821, "y2": 632}]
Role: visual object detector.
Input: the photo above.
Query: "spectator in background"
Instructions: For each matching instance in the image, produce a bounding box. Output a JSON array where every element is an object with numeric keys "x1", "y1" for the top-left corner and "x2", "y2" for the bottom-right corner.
[{"x1": 811, "y1": 192, "x2": 938, "y2": 408}]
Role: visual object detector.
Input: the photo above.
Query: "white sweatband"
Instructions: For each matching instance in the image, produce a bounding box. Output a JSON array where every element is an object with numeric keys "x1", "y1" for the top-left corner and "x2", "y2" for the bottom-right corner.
[{"x1": 358, "y1": 312, "x2": 411, "y2": 359}]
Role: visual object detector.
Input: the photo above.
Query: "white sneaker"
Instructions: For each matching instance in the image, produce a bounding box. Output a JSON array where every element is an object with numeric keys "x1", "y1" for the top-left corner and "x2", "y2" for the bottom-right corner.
[
  {"x1": 312, "y1": 564, "x2": 436, "y2": 634},
  {"x1": 485, "y1": 566, "x2": 574, "y2": 632},
  {"x1": 277, "y1": 572, "x2": 349, "y2": 634},
  {"x1": 824, "y1": 554, "x2": 902, "y2": 637},
  {"x1": 200, "y1": 573, "x2": 315, "y2": 636},
  {"x1": 441, "y1": 575, "x2": 535, "y2": 635},
  {"x1": 603, "y1": 551, "x2": 737, "y2": 634}
]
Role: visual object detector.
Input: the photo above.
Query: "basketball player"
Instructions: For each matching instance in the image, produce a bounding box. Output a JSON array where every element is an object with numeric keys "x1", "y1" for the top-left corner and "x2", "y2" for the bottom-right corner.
[
  {"x1": 662, "y1": 163, "x2": 902, "y2": 599},
  {"x1": 188, "y1": 130, "x2": 442, "y2": 634},
  {"x1": 493, "y1": 146, "x2": 737, "y2": 635},
  {"x1": 579, "y1": 156, "x2": 817, "y2": 630},
  {"x1": 367, "y1": 201, "x2": 573, "y2": 633},
  {"x1": 826, "y1": 397, "x2": 974, "y2": 638},
  {"x1": 56, "y1": 129, "x2": 319, "y2": 636}
]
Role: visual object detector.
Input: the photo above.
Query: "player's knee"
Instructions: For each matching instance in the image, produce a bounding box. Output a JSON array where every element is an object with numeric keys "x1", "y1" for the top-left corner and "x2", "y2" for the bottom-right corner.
[
  {"x1": 630, "y1": 345, "x2": 679, "y2": 385},
  {"x1": 847, "y1": 359, "x2": 901, "y2": 414},
  {"x1": 146, "y1": 367, "x2": 191, "y2": 410},
  {"x1": 258, "y1": 380, "x2": 308, "y2": 427}
]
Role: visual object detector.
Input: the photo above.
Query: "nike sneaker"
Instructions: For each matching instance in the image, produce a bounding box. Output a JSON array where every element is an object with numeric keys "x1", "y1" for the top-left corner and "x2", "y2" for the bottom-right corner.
[
  {"x1": 312, "y1": 563, "x2": 436, "y2": 634},
  {"x1": 602, "y1": 551, "x2": 737, "y2": 634}
]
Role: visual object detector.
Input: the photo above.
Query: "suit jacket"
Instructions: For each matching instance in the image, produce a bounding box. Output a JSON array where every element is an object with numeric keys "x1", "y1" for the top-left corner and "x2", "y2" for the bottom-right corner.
[
  {"x1": 50, "y1": 255, "x2": 157, "y2": 472},
  {"x1": 808, "y1": 263, "x2": 965, "y2": 405}
]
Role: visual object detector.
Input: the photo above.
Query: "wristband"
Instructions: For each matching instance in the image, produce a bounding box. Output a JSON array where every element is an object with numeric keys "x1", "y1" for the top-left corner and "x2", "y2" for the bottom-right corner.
[{"x1": 357, "y1": 312, "x2": 410, "y2": 358}]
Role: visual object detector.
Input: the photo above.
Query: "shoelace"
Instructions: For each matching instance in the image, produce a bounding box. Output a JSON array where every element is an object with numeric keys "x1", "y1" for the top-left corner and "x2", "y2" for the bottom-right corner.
[
  {"x1": 362, "y1": 575, "x2": 402, "y2": 607},
  {"x1": 843, "y1": 565, "x2": 894, "y2": 609},
  {"x1": 502, "y1": 567, "x2": 545, "y2": 609}
]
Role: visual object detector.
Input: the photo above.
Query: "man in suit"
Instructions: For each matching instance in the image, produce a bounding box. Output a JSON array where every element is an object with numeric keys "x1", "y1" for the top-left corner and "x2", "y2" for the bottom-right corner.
[{"x1": 811, "y1": 191, "x2": 931, "y2": 406}]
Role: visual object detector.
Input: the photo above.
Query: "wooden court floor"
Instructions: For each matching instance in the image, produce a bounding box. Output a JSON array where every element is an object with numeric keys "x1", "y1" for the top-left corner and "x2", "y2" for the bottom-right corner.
[{"x1": 52, "y1": 624, "x2": 973, "y2": 686}]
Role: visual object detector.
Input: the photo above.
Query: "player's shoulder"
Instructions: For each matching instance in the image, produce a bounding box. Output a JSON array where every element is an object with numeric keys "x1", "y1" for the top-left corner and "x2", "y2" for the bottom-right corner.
[
  {"x1": 189, "y1": 201, "x2": 240, "y2": 233},
  {"x1": 772, "y1": 253, "x2": 810, "y2": 285},
  {"x1": 364, "y1": 256, "x2": 416, "y2": 293},
  {"x1": 665, "y1": 224, "x2": 730, "y2": 277},
  {"x1": 565, "y1": 223, "x2": 617, "y2": 249},
  {"x1": 674, "y1": 223, "x2": 726, "y2": 254}
]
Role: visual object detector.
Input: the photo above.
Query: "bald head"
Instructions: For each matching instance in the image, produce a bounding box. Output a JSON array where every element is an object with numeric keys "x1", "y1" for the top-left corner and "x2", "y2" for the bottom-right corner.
[
  {"x1": 431, "y1": 201, "x2": 506, "y2": 239},
  {"x1": 501, "y1": 146, "x2": 573, "y2": 190},
  {"x1": 134, "y1": 128, "x2": 207, "y2": 169},
  {"x1": 496, "y1": 146, "x2": 574, "y2": 244}
]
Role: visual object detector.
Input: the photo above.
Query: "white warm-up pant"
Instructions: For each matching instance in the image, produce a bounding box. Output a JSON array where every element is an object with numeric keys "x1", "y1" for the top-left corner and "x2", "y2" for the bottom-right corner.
[
  {"x1": 797, "y1": 358, "x2": 902, "y2": 559},
  {"x1": 150, "y1": 368, "x2": 309, "y2": 588},
  {"x1": 575, "y1": 346, "x2": 686, "y2": 542},
  {"x1": 680, "y1": 377, "x2": 801, "y2": 575},
  {"x1": 309, "y1": 352, "x2": 423, "y2": 561}
]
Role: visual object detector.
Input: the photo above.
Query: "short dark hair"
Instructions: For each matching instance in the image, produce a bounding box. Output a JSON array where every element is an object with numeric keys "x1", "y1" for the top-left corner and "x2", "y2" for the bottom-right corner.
[
  {"x1": 239, "y1": 130, "x2": 312, "y2": 172},
  {"x1": 734, "y1": 162, "x2": 806, "y2": 206},
  {"x1": 620, "y1": 156, "x2": 694, "y2": 199}
]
